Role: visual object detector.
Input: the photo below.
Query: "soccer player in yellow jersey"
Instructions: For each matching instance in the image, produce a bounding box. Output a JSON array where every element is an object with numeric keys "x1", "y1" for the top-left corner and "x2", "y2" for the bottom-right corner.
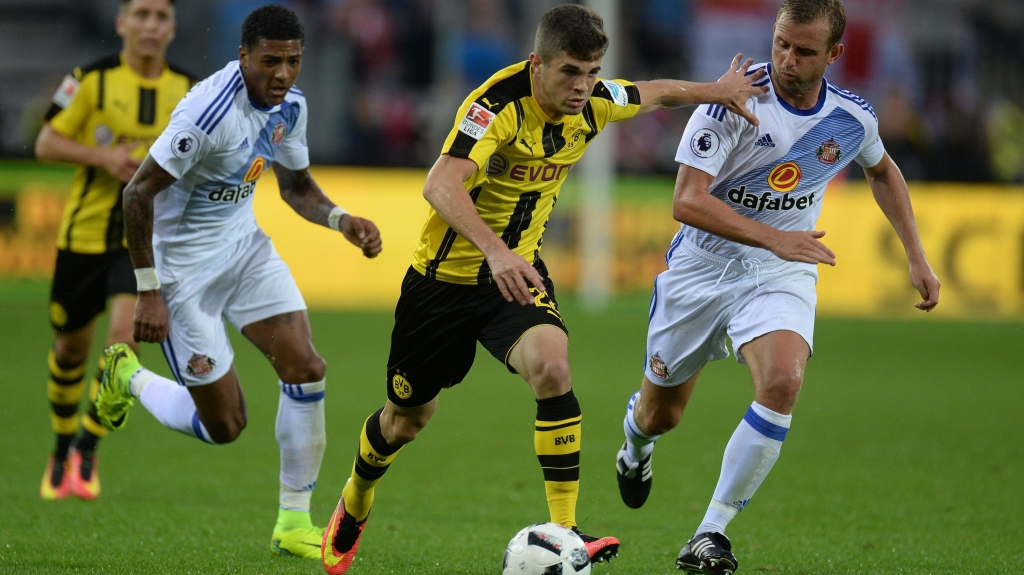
[
  {"x1": 322, "y1": 5, "x2": 768, "y2": 573},
  {"x1": 34, "y1": 0, "x2": 190, "y2": 501}
]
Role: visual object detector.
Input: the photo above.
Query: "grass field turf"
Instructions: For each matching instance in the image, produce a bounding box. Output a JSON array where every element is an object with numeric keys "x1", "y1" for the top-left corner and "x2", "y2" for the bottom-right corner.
[{"x1": 1, "y1": 291, "x2": 1021, "y2": 574}]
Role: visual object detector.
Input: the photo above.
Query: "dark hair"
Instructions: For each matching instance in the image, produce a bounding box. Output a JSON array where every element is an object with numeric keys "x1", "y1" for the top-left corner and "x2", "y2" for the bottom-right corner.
[
  {"x1": 534, "y1": 4, "x2": 609, "y2": 62},
  {"x1": 776, "y1": 0, "x2": 846, "y2": 48},
  {"x1": 241, "y1": 4, "x2": 305, "y2": 51},
  {"x1": 120, "y1": 0, "x2": 176, "y2": 6}
]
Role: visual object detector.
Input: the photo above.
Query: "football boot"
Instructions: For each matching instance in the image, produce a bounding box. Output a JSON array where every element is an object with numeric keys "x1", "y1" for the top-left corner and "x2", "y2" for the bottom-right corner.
[
  {"x1": 68, "y1": 448, "x2": 100, "y2": 500},
  {"x1": 39, "y1": 456, "x2": 71, "y2": 500},
  {"x1": 571, "y1": 526, "x2": 620, "y2": 564},
  {"x1": 616, "y1": 441, "x2": 653, "y2": 509},
  {"x1": 95, "y1": 344, "x2": 139, "y2": 431},
  {"x1": 677, "y1": 531, "x2": 738, "y2": 574},
  {"x1": 321, "y1": 496, "x2": 368, "y2": 575}
]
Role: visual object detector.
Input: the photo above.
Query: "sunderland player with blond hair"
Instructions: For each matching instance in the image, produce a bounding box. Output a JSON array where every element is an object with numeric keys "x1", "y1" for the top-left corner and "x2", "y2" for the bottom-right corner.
[
  {"x1": 92, "y1": 5, "x2": 382, "y2": 559},
  {"x1": 321, "y1": 4, "x2": 769, "y2": 573},
  {"x1": 613, "y1": 1, "x2": 941, "y2": 572},
  {"x1": 35, "y1": 0, "x2": 191, "y2": 501}
]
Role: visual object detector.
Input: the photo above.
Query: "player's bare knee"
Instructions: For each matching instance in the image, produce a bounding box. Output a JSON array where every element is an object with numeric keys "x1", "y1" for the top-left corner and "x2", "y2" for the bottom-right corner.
[
  {"x1": 205, "y1": 414, "x2": 246, "y2": 444},
  {"x1": 758, "y1": 373, "x2": 803, "y2": 412},
  {"x1": 637, "y1": 403, "x2": 681, "y2": 436},
  {"x1": 278, "y1": 352, "x2": 326, "y2": 384},
  {"x1": 529, "y1": 358, "x2": 572, "y2": 398}
]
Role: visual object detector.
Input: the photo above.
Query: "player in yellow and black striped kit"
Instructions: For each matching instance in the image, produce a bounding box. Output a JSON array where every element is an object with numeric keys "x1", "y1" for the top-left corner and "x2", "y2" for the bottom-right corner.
[
  {"x1": 321, "y1": 5, "x2": 769, "y2": 573},
  {"x1": 35, "y1": 0, "x2": 191, "y2": 500}
]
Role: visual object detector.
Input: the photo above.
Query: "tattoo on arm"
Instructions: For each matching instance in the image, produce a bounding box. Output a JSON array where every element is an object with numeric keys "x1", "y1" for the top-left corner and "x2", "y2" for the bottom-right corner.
[
  {"x1": 123, "y1": 156, "x2": 177, "y2": 269},
  {"x1": 274, "y1": 163, "x2": 336, "y2": 228}
]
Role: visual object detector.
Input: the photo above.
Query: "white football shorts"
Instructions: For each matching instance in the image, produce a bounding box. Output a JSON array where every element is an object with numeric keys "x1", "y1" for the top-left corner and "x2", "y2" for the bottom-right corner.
[
  {"x1": 155, "y1": 229, "x2": 306, "y2": 386},
  {"x1": 645, "y1": 239, "x2": 816, "y2": 387}
]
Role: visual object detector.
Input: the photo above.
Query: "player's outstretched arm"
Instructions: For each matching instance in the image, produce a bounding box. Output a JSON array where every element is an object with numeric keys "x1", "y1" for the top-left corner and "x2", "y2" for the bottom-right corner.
[
  {"x1": 35, "y1": 124, "x2": 141, "y2": 183},
  {"x1": 634, "y1": 54, "x2": 768, "y2": 126},
  {"x1": 673, "y1": 163, "x2": 836, "y2": 266},
  {"x1": 423, "y1": 154, "x2": 545, "y2": 306},
  {"x1": 863, "y1": 153, "x2": 940, "y2": 311},
  {"x1": 123, "y1": 156, "x2": 178, "y2": 343},
  {"x1": 272, "y1": 163, "x2": 382, "y2": 258}
]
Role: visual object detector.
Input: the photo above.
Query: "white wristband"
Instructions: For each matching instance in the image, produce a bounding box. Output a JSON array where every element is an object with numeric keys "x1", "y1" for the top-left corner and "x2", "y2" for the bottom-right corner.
[
  {"x1": 134, "y1": 267, "x2": 161, "y2": 292},
  {"x1": 327, "y1": 206, "x2": 349, "y2": 231}
]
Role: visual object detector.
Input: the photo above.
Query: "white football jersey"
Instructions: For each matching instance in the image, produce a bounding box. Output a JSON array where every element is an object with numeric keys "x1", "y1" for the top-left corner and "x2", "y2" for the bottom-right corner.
[
  {"x1": 148, "y1": 60, "x2": 309, "y2": 266},
  {"x1": 668, "y1": 63, "x2": 885, "y2": 271}
]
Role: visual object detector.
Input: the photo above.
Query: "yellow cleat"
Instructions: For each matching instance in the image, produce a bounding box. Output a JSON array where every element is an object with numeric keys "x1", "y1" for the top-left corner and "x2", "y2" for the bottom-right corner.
[
  {"x1": 271, "y1": 525, "x2": 326, "y2": 559},
  {"x1": 95, "y1": 344, "x2": 140, "y2": 431}
]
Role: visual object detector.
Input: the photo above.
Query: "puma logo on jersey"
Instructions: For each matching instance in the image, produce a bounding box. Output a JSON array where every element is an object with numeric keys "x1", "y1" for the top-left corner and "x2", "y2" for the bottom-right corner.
[
  {"x1": 554, "y1": 434, "x2": 576, "y2": 445},
  {"x1": 481, "y1": 97, "x2": 499, "y2": 109},
  {"x1": 207, "y1": 180, "x2": 256, "y2": 204},
  {"x1": 520, "y1": 138, "x2": 535, "y2": 155}
]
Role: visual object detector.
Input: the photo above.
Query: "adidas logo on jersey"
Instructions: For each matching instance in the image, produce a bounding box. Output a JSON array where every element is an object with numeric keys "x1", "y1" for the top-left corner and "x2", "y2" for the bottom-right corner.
[
  {"x1": 727, "y1": 185, "x2": 816, "y2": 212},
  {"x1": 754, "y1": 133, "x2": 776, "y2": 148},
  {"x1": 207, "y1": 180, "x2": 256, "y2": 204},
  {"x1": 237, "y1": 138, "x2": 249, "y2": 151}
]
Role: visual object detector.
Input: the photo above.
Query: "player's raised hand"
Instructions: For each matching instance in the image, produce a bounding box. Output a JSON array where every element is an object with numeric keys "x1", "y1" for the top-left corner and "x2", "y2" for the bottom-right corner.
[
  {"x1": 767, "y1": 229, "x2": 836, "y2": 266},
  {"x1": 133, "y1": 290, "x2": 169, "y2": 343},
  {"x1": 715, "y1": 54, "x2": 769, "y2": 126},
  {"x1": 340, "y1": 214, "x2": 383, "y2": 258},
  {"x1": 909, "y1": 258, "x2": 940, "y2": 312},
  {"x1": 486, "y1": 246, "x2": 545, "y2": 306},
  {"x1": 105, "y1": 143, "x2": 143, "y2": 183}
]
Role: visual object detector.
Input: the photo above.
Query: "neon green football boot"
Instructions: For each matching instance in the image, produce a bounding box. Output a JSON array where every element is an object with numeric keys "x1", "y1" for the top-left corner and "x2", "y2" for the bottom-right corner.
[
  {"x1": 271, "y1": 509, "x2": 325, "y2": 559},
  {"x1": 95, "y1": 343, "x2": 140, "y2": 431}
]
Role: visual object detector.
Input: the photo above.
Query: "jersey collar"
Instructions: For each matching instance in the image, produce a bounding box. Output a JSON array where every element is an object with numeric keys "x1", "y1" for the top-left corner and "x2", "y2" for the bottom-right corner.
[{"x1": 768, "y1": 64, "x2": 827, "y2": 117}]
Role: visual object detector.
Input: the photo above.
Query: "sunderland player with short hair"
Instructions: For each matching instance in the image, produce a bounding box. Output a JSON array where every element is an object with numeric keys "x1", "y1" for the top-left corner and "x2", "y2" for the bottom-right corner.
[
  {"x1": 93, "y1": 5, "x2": 382, "y2": 559},
  {"x1": 35, "y1": 0, "x2": 191, "y2": 501},
  {"x1": 614, "y1": 1, "x2": 941, "y2": 572},
  {"x1": 321, "y1": 5, "x2": 768, "y2": 574}
]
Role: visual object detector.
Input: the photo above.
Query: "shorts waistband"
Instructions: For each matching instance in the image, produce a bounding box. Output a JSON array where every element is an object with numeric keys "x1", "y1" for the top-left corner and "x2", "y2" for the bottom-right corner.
[{"x1": 677, "y1": 239, "x2": 784, "y2": 274}]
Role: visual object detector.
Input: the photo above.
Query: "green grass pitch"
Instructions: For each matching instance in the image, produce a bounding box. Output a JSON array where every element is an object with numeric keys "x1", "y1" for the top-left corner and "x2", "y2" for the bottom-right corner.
[{"x1": 1, "y1": 291, "x2": 1021, "y2": 574}]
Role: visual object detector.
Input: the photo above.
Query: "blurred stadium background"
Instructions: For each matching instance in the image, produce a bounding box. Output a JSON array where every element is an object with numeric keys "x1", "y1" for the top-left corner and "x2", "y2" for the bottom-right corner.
[
  {"x1": 2, "y1": 0, "x2": 1024, "y2": 317},
  {"x1": 2, "y1": 1, "x2": 1022, "y2": 574}
]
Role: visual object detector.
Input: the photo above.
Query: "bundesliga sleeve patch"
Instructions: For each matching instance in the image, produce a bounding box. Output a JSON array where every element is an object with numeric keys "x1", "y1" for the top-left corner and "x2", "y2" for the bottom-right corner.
[
  {"x1": 458, "y1": 102, "x2": 496, "y2": 140},
  {"x1": 52, "y1": 75, "x2": 80, "y2": 109},
  {"x1": 171, "y1": 130, "x2": 201, "y2": 159},
  {"x1": 602, "y1": 80, "x2": 629, "y2": 107},
  {"x1": 690, "y1": 128, "x2": 721, "y2": 158}
]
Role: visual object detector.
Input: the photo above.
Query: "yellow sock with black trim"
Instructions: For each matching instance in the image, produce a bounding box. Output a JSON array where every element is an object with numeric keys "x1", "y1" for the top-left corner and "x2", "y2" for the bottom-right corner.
[
  {"x1": 341, "y1": 408, "x2": 403, "y2": 522},
  {"x1": 535, "y1": 389, "x2": 582, "y2": 529},
  {"x1": 46, "y1": 350, "x2": 86, "y2": 460}
]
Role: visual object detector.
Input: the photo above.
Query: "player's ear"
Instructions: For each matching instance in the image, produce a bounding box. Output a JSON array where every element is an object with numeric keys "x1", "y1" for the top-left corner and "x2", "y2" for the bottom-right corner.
[
  {"x1": 238, "y1": 46, "x2": 247, "y2": 67},
  {"x1": 115, "y1": 10, "x2": 125, "y2": 39},
  {"x1": 827, "y1": 43, "x2": 844, "y2": 66},
  {"x1": 529, "y1": 53, "x2": 542, "y2": 74}
]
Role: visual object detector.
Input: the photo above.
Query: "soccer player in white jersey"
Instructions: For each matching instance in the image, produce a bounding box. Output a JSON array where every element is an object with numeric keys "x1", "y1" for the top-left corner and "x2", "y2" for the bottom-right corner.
[
  {"x1": 92, "y1": 5, "x2": 382, "y2": 559},
  {"x1": 614, "y1": 1, "x2": 941, "y2": 573}
]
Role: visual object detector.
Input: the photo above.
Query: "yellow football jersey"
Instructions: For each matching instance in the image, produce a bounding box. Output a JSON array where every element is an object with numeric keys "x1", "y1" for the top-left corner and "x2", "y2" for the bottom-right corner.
[
  {"x1": 412, "y1": 61, "x2": 641, "y2": 284},
  {"x1": 46, "y1": 53, "x2": 193, "y2": 254}
]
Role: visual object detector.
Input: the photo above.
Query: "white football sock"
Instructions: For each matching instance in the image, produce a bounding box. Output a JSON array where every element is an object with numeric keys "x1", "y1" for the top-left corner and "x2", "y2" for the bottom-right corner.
[
  {"x1": 276, "y1": 379, "x2": 327, "y2": 512},
  {"x1": 697, "y1": 401, "x2": 791, "y2": 536},
  {"x1": 623, "y1": 390, "x2": 661, "y2": 463},
  {"x1": 132, "y1": 368, "x2": 214, "y2": 443}
]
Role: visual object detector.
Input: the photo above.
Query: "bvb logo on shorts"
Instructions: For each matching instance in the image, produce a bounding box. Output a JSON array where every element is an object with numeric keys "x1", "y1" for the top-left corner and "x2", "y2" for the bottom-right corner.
[{"x1": 392, "y1": 374, "x2": 412, "y2": 399}]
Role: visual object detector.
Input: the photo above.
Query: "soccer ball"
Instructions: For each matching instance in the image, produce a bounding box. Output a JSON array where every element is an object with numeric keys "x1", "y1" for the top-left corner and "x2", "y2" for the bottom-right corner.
[{"x1": 502, "y1": 522, "x2": 591, "y2": 575}]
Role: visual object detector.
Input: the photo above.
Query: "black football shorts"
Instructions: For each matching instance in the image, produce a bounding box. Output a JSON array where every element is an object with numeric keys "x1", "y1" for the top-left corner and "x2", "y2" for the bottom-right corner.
[
  {"x1": 49, "y1": 248, "x2": 136, "y2": 332},
  {"x1": 386, "y1": 260, "x2": 567, "y2": 408}
]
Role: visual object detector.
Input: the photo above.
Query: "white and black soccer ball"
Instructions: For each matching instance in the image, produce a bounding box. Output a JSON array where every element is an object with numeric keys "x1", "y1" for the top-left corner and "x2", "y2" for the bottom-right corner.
[{"x1": 502, "y1": 522, "x2": 591, "y2": 575}]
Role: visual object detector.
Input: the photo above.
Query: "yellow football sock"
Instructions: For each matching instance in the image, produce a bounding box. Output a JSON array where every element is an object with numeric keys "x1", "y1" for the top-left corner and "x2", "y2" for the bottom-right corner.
[{"x1": 535, "y1": 390, "x2": 582, "y2": 529}]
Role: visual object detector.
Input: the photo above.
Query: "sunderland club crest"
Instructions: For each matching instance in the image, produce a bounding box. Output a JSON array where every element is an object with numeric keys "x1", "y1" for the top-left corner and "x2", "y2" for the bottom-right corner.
[
  {"x1": 186, "y1": 353, "x2": 216, "y2": 377},
  {"x1": 649, "y1": 353, "x2": 670, "y2": 379},
  {"x1": 816, "y1": 137, "x2": 841, "y2": 165}
]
